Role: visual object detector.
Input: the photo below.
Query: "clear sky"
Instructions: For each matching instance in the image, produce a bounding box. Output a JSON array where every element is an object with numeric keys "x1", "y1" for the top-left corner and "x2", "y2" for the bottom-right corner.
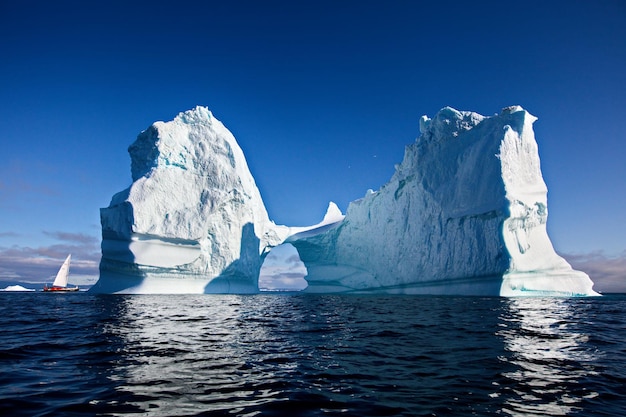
[{"x1": 1, "y1": 0, "x2": 625, "y2": 291}]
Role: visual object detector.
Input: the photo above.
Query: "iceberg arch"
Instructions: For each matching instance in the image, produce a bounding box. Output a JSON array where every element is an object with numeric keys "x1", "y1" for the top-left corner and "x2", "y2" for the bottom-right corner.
[
  {"x1": 92, "y1": 106, "x2": 598, "y2": 296},
  {"x1": 258, "y1": 243, "x2": 308, "y2": 292}
]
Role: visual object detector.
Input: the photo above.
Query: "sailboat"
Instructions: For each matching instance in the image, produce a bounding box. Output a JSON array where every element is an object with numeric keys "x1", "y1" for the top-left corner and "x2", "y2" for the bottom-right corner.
[{"x1": 43, "y1": 255, "x2": 79, "y2": 292}]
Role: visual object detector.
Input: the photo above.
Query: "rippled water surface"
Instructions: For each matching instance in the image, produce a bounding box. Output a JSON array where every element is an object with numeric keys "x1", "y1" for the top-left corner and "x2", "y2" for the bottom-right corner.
[{"x1": 0, "y1": 293, "x2": 624, "y2": 416}]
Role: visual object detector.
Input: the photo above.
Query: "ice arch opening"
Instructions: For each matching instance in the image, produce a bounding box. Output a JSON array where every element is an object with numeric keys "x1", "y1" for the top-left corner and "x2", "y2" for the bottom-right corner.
[{"x1": 258, "y1": 243, "x2": 308, "y2": 292}]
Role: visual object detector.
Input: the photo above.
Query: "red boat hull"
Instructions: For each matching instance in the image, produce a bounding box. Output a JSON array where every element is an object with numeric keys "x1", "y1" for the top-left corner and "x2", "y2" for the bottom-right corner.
[{"x1": 43, "y1": 286, "x2": 79, "y2": 292}]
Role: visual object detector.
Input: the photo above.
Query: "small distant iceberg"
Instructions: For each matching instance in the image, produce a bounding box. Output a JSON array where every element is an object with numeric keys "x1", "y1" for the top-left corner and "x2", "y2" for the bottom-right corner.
[{"x1": 1, "y1": 285, "x2": 35, "y2": 292}]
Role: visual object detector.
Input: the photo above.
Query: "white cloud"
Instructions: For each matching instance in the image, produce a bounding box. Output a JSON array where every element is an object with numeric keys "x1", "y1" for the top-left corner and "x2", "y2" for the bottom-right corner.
[
  {"x1": 0, "y1": 231, "x2": 100, "y2": 284},
  {"x1": 562, "y1": 251, "x2": 626, "y2": 294},
  {"x1": 42, "y1": 231, "x2": 99, "y2": 245}
]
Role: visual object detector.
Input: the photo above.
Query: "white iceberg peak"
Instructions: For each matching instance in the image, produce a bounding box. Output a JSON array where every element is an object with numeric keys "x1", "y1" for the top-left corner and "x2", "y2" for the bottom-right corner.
[
  {"x1": 174, "y1": 105, "x2": 214, "y2": 125},
  {"x1": 322, "y1": 202, "x2": 344, "y2": 225},
  {"x1": 501, "y1": 105, "x2": 525, "y2": 114},
  {"x1": 417, "y1": 107, "x2": 486, "y2": 144}
]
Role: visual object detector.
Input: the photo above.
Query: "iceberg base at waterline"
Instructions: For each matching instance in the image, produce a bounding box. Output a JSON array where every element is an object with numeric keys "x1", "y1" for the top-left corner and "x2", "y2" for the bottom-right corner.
[
  {"x1": 91, "y1": 267, "x2": 261, "y2": 294},
  {"x1": 92, "y1": 106, "x2": 598, "y2": 296},
  {"x1": 501, "y1": 269, "x2": 597, "y2": 297},
  {"x1": 298, "y1": 269, "x2": 596, "y2": 297}
]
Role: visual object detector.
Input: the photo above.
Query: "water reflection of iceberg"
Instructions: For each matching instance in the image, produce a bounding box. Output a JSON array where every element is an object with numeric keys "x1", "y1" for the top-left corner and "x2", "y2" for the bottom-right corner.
[
  {"x1": 107, "y1": 295, "x2": 308, "y2": 416},
  {"x1": 496, "y1": 298, "x2": 599, "y2": 416},
  {"x1": 109, "y1": 295, "x2": 264, "y2": 415}
]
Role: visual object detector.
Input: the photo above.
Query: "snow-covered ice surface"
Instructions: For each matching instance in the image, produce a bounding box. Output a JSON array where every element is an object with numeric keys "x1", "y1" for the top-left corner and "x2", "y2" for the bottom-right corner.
[
  {"x1": 93, "y1": 105, "x2": 597, "y2": 296},
  {"x1": 288, "y1": 106, "x2": 598, "y2": 296}
]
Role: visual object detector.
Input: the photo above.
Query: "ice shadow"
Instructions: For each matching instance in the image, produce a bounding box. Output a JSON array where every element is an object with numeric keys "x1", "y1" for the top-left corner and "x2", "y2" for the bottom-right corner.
[
  {"x1": 92, "y1": 222, "x2": 268, "y2": 294},
  {"x1": 203, "y1": 223, "x2": 263, "y2": 293}
]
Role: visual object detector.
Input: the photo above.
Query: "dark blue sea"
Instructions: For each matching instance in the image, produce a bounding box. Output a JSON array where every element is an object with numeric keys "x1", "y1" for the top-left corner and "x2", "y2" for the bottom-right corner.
[{"x1": 0, "y1": 293, "x2": 624, "y2": 417}]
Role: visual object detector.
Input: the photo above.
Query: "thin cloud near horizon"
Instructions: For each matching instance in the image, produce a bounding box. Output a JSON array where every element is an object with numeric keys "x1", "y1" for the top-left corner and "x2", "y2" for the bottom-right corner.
[
  {"x1": 0, "y1": 230, "x2": 101, "y2": 283},
  {"x1": 0, "y1": 233, "x2": 623, "y2": 293},
  {"x1": 42, "y1": 231, "x2": 99, "y2": 245},
  {"x1": 562, "y1": 251, "x2": 626, "y2": 294}
]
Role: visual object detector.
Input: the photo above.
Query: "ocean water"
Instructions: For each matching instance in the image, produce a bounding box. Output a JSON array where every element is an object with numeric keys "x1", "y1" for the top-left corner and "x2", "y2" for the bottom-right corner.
[{"x1": 0, "y1": 293, "x2": 624, "y2": 417}]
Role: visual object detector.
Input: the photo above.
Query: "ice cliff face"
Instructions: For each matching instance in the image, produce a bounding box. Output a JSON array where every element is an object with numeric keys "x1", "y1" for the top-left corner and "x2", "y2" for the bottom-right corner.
[
  {"x1": 93, "y1": 106, "x2": 288, "y2": 293},
  {"x1": 288, "y1": 106, "x2": 598, "y2": 296}
]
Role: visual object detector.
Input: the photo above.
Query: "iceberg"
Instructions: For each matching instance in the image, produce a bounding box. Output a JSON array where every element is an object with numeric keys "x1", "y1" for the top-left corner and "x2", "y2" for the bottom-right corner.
[
  {"x1": 92, "y1": 105, "x2": 598, "y2": 296},
  {"x1": 92, "y1": 107, "x2": 289, "y2": 294},
  {"x1": 1, "y1": 285, "x2": 35, "y2": 292},
  {"x1": 288, "y1": 106, "x2": 598, "y2": 296}
]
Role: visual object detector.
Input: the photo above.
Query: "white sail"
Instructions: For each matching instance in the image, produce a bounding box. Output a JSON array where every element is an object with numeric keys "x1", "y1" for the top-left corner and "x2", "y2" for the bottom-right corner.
[{"x1": 52, "y1": 254, "x2": 71, "y2": 287}]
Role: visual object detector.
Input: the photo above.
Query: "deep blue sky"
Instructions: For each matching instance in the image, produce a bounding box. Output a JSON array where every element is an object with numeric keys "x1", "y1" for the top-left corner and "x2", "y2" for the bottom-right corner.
[{"x1": 1, "y1": 0, "x2": 625, "y2": 289}]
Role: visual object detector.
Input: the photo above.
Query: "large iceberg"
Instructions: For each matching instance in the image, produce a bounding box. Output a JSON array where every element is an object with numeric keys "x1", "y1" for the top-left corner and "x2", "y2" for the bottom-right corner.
[
  {"x1": 92, "y1": 105, "x2": 598, "y2": 296},
  {"x1": 288, "y1": 106, "x2": 598, "y2": 296},
  {"x1": 92, "y1": 106, "x2": 289, "y2": 293}
]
